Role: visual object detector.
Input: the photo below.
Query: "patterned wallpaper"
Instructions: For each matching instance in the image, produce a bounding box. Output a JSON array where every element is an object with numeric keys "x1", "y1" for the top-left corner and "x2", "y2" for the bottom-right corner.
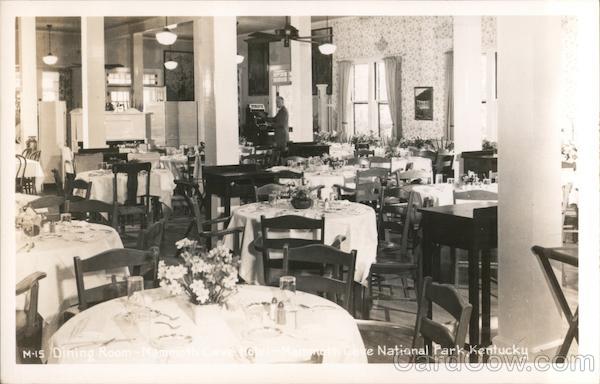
[{"x1": 329, "y1": 16, "x2": 453, "y2": 139}]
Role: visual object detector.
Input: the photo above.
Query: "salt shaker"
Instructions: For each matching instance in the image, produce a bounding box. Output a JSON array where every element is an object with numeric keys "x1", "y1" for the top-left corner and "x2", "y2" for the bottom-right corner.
[
  {"x1": 269, "y1": 297, "x2": 278, "y2": 320},
  {"x1": 276, "y1": 301, "x2": 286, "y2": 326}
]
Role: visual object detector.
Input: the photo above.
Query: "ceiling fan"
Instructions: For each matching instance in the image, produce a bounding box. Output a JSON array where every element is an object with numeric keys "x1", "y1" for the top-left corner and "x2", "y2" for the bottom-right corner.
[{"x1": 246, "y1": 16, "x2": 332, "y2": 48}]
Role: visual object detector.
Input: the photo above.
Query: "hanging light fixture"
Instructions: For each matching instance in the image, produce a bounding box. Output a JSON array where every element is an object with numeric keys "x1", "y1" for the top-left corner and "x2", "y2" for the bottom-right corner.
[
  {"x1": 236, "y1": 54, "x2": 244, "y2": 64},
  {"x1": 164, "y1": 51, "x2": 178, "y2": 70},
  {"x1": 42, "y1": 25, "x2": 58, "y2": 65},
  {"x1": 318, "y1": 16, "x2": 336, "y2": 55},
  {"x1": 156, "y1": 17, "x2": 177, "y2": 45}
]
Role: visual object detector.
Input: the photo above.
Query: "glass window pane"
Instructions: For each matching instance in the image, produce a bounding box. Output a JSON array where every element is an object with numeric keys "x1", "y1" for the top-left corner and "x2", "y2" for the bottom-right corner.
[
  {"x1": 353, "y1": 64, "x2": 369, "y2": 101},
  {"x1": 376, "y1": 62, "x2": 387, "y2": 101},
  {"x1": 354, "y1": 103, "x2": 369, "y2": 133},
  {"x1": 379, "y1": 103, "x2": 392, "y2": 138}
]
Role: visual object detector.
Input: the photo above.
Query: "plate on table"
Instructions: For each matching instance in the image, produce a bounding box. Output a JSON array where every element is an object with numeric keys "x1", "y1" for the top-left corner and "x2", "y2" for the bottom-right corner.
[
  {"x1": 242, "y1": 326, "x2": 282, "y2": 341},
  {"x1": 150, "y1": 333, "x2": 193, "y2": 349}
]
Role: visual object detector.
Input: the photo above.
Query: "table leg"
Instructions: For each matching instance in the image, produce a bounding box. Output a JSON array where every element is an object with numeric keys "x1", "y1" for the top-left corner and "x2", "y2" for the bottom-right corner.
[
  {"x1": 481, "y1": 248, "x2": 491, "y2": 362},
  {"x1": 421, "y1": 224, "x2": 434, "y2": 354},
  {"x1": 223, "y1": 196, "x2": 231, "y2": 217},
  {"x1": 468, "y1": 247, "x2": 480, "y2": 363},
  {"x1": 205, "y1": 193, "x2": 212, "y2": 220}
]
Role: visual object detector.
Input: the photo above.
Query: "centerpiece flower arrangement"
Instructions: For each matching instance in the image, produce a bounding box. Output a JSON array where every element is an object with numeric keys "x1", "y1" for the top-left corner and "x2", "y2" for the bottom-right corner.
[
  {"x1": 16, "y1": 207, "x2": 42, "y2": 236},
  {"x1": 351, "y1": 131, "x2": 380, "y2": 147},
  {"x1": 561, "y1": 142, "x2": 577, "y2": 163},
  {"x1": 158, "y1": 239, "x2": 240, "y2": 306},
  {"x1": 314, "y1": 130, "x2": 339, "y2": 144},
  {"x1": 290, "y1": 185, "x2": 314, "y2": 209}
]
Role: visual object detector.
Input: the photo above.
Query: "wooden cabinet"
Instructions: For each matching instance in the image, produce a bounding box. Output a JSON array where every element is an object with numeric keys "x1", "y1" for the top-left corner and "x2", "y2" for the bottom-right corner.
[{"x1": 247, "y1": 40, "x2": 270, "y2": 96}]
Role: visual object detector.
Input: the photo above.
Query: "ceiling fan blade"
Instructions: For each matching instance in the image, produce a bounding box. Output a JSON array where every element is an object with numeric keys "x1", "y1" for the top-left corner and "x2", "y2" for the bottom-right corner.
[
  {"x1": 298, "y1": 34, "x2": 332, "y2": 40},
  {"x1": 248, "y1": 31, "x2": 281, "y2": 41},
  {"x1": 291, "y1": 37, "x2": 320, "y2": 45}
]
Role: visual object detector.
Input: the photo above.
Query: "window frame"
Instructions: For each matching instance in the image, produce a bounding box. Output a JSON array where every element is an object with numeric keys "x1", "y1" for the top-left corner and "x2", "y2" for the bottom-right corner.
[{"x1": 350, "y1": 59, "x2": 391, "y2": 137}]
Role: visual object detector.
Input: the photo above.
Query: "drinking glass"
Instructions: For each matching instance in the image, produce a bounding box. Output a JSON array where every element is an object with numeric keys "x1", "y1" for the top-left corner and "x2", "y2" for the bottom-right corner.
[
  {"x1": 447, "y1": 178, "x2": 455, "y2": 185},
  {"x1": 279, "y1": 276, "x2": 296, "y2": 305},
  {"x1": 268, "y1": 192, "x2": 278, "y2": 207},
  {"x1": 483, "y1": 178, "x2": 491, "y2": 185},
  {"x1": 435, "y1": 174, "x2": 444, "y2": 184},
  {"x1": 126, "y1": 276, "x2": 145, "y2": 318}
]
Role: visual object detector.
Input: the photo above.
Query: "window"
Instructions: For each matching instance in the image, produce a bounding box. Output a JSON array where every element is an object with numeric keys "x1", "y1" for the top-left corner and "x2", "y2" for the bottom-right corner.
[
  {"x1": 42, "y1": 71, "x2": 60, "y2": 101},
  {"x1": 350, "y1": 61, "x2": 392, "y2": 137}
]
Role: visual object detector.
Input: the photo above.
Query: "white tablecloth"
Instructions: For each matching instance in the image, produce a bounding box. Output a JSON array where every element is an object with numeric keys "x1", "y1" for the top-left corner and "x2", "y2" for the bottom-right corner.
[
  {"x1": 400, "y1": 183, "x2": 499, "y2": 206},
  {"x1": 228, "y1": 200, "x2": 378, "y2": 285},
  {"x1": 16, "y1": 221, "x2": 124, "y2": 357},
  {"x1": 76, "y1": 168, "x2": 176, "y2": 207},
  {"x1": 390, "y1": 156, "x2": 433, "y2": 175},
  {"x1": 16, "y1": 158, "x2": 45, "y2": 192},
  {"x1": 48, "y1": 285, "x2": 367, "y2": 364}
]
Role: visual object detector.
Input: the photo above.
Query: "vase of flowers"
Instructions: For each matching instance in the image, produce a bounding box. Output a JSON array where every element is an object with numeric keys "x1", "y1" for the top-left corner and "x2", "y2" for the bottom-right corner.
[
  {"x1": 158, "y1": 239, "x2": 240, "y2": 327},
  {"x1": 290, "y1": 186, "x2": 313, "y2": 209},
  {"x1": 16, "y1": 207, "x2": 41, "y2": 237}
]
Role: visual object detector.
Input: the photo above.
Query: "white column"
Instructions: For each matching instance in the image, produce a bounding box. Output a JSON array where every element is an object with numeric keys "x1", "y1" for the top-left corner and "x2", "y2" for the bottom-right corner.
[
  {"x1": 131, "y1": 32, "x2": 144, "y2": 111},
  {"x1": 453, "y1": 16, "x2": 482, "y2": 176},
  {"x1": 81, "y1": 17, "x2": 107, "y2": 148},
  {"x1": 290, "y1": 16, "x2": 313, "y2": 142},
  {"x1": 316, "y1": 84, "x2": 329, "y2": 132},
  {"x1": 18, "y1": 17, "x2": 38, "y2": 141},
  {"x1": 494, "y1": 16, "x2": 564, "y2": 356},
  {"x1": 193, "y1": 17, "x2": 239, "y2": 165}
]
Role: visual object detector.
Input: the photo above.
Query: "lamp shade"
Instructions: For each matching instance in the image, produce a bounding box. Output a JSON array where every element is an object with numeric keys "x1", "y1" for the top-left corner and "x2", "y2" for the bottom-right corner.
[
  {"x1": 42, "y1": 54, "x2": 58, "y2": 65},
  {"x1": 164, "y1": 60, "x2": 178, "y2": 70},
  {"x1": 156, "y1": 29, "x2": 177, "y2": 45},
  {"x1": 236, "y1": 54, "x2": 245, "y2": 64},
  {"x1": 318, "y1": 43, "x2": 337, "y2": 55}
]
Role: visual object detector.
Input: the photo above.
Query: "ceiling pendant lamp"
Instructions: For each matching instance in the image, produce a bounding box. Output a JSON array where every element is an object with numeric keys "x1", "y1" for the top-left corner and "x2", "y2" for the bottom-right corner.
[
  {"x1": 236, "y1": 54, "x2": 244, "y2": 64},
  {"x1": 164, "y1": 51, "x2": 178, "y2": 70},
  {"x1": 42, "y1": 25, "x2": 58, "y2": 65},
  {"x1": 318, "y1": 16, "x2": 336, "y2": 55},
  {"x1": 156, "y1": 17, "x2": 177, "y2": 45}
]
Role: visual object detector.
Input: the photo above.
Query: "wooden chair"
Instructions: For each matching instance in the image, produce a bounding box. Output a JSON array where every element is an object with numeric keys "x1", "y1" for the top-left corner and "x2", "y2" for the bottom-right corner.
[
  {"x1": 21, "y1": 148, "x2": 34, "y2": 158},
  {"x1": 136, "y1": 218, "x2": 167, "y2": 251},
  {"x1": 258, "y1": 215, "x2": 326, "y2": 286},
  {"x1": 73, "y1": 247, "x2": 159, "y2": 311},
  {"x1": 63, "y1": 199, "x2": 115, "y2": 227},
  {"x1": 73, "y1": 152, "x2": 103, "y2": 173},
  {"x1": 112, "y1": 162, "x2": 154, "y2": 232},
  {"x1": 194, "y1": 216, "x2": 245, "y2": 257},
  {"x1": 16, "y1": 271, "x2": 46, "y2": 364},
  {"x1": 254, "y1": 183, "x2": 287, "y2": 202},
  {"x1": 334, "y1": 167, "x2": 388, "y2": 203},
  {"x1": 274, "y1": 170, "x2": 304, "y2": 185},
  {"x1": 283, "y1": 244, "x2": 357, "y2": 315},
  {"x1": 356, "y1": 276, "x2": 472, "y2": 363},
  {"x1": 364, "y1": 191, "x2": 423, "y2": 320},
  {"x1": 65, "y1": 178, "x2": 93, "y2": 201},
  {"x1": 15, "y1": 154, "x2": 26, "y2": 193},
  {"x1": 52, "y1": 169, "x2": 64, "y2": 196},
  {"x1": 27, "y1": 195, "x2": 65, "y2": 220},
  {"x1": 369, "y1": 156, "x2": 392, "y2": 172},
  {"x1": 415, "y1": 149, "x2": 438, "y2": 164}
]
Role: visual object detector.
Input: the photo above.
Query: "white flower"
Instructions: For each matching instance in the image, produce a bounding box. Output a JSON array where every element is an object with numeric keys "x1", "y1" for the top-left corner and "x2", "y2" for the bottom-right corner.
[
  {"x1": 165, "y1": 264, "x2": 187, "y2": 281},
  {"x1": 190, "y1": 280, "x2": 210, "y2": 303},
  {"x1": 175, "y1": 238, "x2": 197, "y2": 249},
  {"x1": 165, "y1": 280, "x2": 185, "y2": 296},
  {"x1": 191, "y1": 257, "x2": 212, "y2": 274},
  {"x1": 157, "y1": 260, "x2": 167, "y2": 279}
]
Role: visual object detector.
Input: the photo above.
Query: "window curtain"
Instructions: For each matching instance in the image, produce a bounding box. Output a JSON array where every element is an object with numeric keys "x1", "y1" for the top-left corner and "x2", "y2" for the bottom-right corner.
[
  {"x1": 445, "y1": 51, "x2": 454, "y2": 139},
  {"x1": 383, "y1": 56, "x2": 402, "y2": 139},
  {"x1": 336, "y1": 60, "x2": 352, "y2": 135}
]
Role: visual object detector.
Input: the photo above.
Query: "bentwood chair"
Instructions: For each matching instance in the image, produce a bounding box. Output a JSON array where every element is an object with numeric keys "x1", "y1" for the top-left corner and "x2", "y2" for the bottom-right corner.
[
  {"x1": 254, "y1": 183, "x2": 288, "y2": 202},
  {"x1": 283, "y1": 244, "x2": 357, "y2": 316},
  {"x1": 16, "y1": 155, "x2": 25, "y2": 193},
  {"x1": 28, "y1": 150, "x2": 42, "y2": 161},
  {"x1": 257, "y1": 215, "x2": 326, "y2": 286},
  {"x1": 16, "y1": 272, "x2": 46, "y2": 364},
  {"x1": 73, "y1": 247, "x2": 159, "y2": 311},
  {"x1": 357, "y1": 276, "x2": 472, "y2": 363}
]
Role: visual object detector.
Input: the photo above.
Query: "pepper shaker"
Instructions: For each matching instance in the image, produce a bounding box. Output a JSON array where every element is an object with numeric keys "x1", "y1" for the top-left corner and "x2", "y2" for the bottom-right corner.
[{"x1": 276, "y1": 301, "x2": 286, "y2": 326}]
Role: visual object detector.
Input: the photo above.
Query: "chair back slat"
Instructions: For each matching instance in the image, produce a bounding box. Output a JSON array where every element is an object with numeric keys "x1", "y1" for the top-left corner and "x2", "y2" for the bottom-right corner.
[
  {"x1": 74, "y1": 248, "x2": 159, "y2": 310},
  {"x1": 27, "y1": 196, "x2": 65, "y2": 217},
  {"x1": 64, "y1": 199, "x2": 114, "y2": 227},
  {"x1": 283, "y1": 244, "x2": 357, "y2": 314},
  {"x1": 254, "y1": 183, "x2": 287, "y2": 202},
  {"x1": 261, "y1": 214, "x2": 325, "y2": 231},
  {"x1": 112, "y1": 162, "x2": 151, "y2": 205}
]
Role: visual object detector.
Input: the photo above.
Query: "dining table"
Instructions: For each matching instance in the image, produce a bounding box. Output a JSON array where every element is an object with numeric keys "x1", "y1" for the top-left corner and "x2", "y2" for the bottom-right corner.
[
  {"x1": 47, "y1": 285, "x2": 367, "y2": 364},
  {"x1": 16, "y1": 220, "x2": 125, "y2": 358},
  {"x1": 227, "y1": 199, "x2": 378, "y2": 286},
  {"x1": 418, "y1": 201, "x2": 498, "y2": 362},
  {"x1": 75, "y1": 168, "x2": 176, "y2": 207}
]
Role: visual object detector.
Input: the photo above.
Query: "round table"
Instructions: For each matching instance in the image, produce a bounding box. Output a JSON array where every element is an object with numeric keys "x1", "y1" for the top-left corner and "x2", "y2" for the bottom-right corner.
[
  {"x1": 16, "y1": 220, "x2": 124, "y2": 358},
  {"x1": 47, "y1": 285, "x2": 367, "y2": 364},
  {"x1": 76, "y1": 168, "x2": 176, "y2": 207},
  {"x1": 228, "y1": 200, "x2": 378, "y2": 286}
]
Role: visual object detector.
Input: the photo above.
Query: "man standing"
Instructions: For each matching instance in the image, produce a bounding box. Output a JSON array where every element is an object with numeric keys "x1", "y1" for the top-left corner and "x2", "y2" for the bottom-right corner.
[{"x1": 268, "y1": 96, "x2": 289, "y2": 150}]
